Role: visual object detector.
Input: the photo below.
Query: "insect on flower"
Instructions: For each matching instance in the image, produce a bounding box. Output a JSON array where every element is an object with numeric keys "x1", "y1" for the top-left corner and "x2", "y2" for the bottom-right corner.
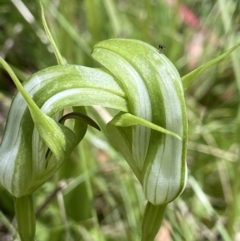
[{"x1": 159, "y1": 44, "x2": 166, "y2": 51}]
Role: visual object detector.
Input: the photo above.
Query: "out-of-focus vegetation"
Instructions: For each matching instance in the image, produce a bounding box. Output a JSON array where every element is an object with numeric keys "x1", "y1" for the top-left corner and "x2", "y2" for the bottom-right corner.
[{"x1": 0, "y1": 0, "x2": 240, "y2": 240}]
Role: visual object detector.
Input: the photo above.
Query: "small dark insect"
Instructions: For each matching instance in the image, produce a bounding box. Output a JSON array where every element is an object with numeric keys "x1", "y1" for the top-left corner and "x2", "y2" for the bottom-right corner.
[{"x1": 159, "y1": 44, "x2": 166, "y2": 51}]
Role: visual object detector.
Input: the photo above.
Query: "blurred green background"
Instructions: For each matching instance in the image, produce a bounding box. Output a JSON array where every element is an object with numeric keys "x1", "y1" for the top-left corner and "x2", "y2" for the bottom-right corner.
[{"x1": 1, "y1": 0, "x2": 240, "y2": 240}]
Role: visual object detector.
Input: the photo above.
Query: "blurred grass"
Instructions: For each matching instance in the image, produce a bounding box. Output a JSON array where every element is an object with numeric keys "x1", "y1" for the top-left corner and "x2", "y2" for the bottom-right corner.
[{"x1": 1, "y1": 0, "x2": 240, "y2": 240}]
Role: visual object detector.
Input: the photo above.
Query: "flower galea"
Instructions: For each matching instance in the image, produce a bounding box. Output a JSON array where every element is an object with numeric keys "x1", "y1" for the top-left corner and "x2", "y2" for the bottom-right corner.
[{"x1": 92, "y1": 39, "x2": 188, "y2": 205}]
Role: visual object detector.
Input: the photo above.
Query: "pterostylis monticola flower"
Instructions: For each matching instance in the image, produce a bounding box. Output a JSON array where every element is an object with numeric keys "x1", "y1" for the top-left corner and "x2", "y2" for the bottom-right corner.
[
  {"x1": 0, "y1": 38, "x2": 187, "y2": 240},
  {"x1": 92, "y1": 39, "x2": 188, "y2": 240},
  {"x1": 92, "y1": 39, "x2": 240, "y2": 240},
  {"x1": 0, "y1": 58, "x2": 127, "y2": 241},
  {"x1": 0, "y1": 38, "x2": 189, "y2": 241},
  {"x1": 92, "y1": 39, "x2": 188, "y2": 205}
]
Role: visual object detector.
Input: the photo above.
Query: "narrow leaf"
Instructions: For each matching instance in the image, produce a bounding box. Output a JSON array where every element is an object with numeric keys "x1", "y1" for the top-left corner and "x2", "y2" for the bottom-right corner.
[
  {"x1": 182, "y1": 42, "x2": 240, "y2": 90},
  {"x1": 40, "y1": 1, "x2": 65, "y2": 65}
]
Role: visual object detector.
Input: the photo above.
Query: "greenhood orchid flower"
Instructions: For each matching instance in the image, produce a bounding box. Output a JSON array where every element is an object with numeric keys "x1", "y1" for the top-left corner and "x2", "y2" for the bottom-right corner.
[
  {"x1": 0, "y1": 61, "x2": 127, "y2": 198},
  {"x1": 0, "y1": 38, "x2": 188, "y2": 241},
  {"x1": 92, "y1": 39, "x2": 188, "y2": 205},
  {"x1": 1, "y1": 39, "x2": 188, "y2": 203}
]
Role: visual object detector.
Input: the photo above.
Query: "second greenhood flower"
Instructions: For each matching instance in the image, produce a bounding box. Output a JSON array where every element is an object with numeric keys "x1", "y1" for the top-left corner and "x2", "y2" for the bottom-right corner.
[
  {"x1": 0, "y1": 60, "x2": 126, "y2": 198},
  {"x1": 92, "y1": 39, "x2": 188, "y2": 205}
]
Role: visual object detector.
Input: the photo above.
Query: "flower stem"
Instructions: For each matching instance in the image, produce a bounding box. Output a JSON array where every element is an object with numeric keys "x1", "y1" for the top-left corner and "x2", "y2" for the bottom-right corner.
[
  {"x1": 14, "y1": 195, "x2": 36, "y2": 241},
  {"x1": 141, "y1": 202, "x2": 167, "y2": 241}
]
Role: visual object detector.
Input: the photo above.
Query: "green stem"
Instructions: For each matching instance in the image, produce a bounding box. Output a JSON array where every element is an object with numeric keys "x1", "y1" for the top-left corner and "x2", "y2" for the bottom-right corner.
[
  {"x1": 14, "y1": 195, "x2": 36, "y2": 241},
  {"x1": 39, "y1": 1, "x2": 65, "y2": 65},
  {"x1": 141, "y1": 202, "x2": 167, "y2": 241}
]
